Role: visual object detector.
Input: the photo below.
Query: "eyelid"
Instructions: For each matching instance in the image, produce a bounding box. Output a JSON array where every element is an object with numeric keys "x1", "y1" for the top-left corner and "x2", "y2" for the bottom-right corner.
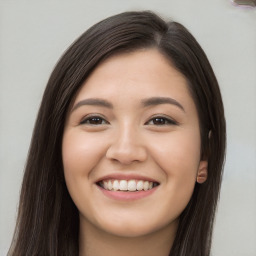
[
  {"x1": 80, "y1": 114, "x2": 110, "y2": 125},
  {"x1": 145, "y1": 115, "x2": 178, "y2": 125}
]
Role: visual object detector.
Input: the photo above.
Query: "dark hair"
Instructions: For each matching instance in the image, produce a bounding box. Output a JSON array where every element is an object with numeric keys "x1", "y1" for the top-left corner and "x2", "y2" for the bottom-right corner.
[{"x1": 9, "y1": 11, "x2": 226, "y2": 256}]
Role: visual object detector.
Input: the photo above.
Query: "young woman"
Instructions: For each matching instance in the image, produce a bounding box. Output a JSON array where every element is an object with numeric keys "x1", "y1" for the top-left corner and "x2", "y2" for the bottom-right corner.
[{"x1": 9, "y1": 11, "x2": 226, "y2": 256}]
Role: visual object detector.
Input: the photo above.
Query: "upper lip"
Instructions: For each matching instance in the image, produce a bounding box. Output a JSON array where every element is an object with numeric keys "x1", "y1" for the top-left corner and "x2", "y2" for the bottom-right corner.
[{"x1": 95, "y1": 174, "x2": 160, "y2": 183}]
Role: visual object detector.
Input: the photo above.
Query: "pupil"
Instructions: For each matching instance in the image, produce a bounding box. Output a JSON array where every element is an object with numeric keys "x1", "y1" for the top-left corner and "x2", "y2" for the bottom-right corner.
[
  {"x1": 91, "y1": 118, "x2": 102, "y2": 124},
  {"x1": 154, "y1": 118, "x2": 165, "y2": 125}
]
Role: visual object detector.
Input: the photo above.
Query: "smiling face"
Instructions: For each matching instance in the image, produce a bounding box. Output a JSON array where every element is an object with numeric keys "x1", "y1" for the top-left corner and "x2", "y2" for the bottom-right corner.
[{"x1": 62, "y1": 49, "x2": 207, "y2": 240}]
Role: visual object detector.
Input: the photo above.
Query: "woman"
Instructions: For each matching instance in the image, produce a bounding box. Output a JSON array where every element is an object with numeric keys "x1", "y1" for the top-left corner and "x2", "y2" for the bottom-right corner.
[{"x1": 9, "y1": 11, "x2": 226, "y2": 256}]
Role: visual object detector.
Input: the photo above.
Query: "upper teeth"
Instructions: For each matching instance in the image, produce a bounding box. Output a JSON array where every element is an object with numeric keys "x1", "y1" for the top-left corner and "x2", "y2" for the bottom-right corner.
[{"x1": 100, "y1": 180, "x2": 156, "y2": 191}]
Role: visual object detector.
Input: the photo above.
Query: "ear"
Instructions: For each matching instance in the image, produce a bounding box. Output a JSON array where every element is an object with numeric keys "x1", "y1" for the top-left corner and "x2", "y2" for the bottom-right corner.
[{"x1": 197, "y1": 160, "x2": 208, "y2": 184}]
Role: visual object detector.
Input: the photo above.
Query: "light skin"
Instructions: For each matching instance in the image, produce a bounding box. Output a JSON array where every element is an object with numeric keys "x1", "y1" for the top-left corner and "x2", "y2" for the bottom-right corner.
[{"x1": 62, "y1": 49, "x2": 207, "y2": 256}]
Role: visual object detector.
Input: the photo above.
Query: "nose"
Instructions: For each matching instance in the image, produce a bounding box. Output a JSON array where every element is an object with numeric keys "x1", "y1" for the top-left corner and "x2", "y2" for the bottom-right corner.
[{"x1": 106, "y1": 126, "x2": 147, "y2": 165}]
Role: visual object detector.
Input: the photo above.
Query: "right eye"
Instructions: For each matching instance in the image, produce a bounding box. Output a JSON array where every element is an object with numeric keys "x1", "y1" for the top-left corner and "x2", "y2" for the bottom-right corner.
[{"x1": 80, "y1": 115, "x2": 109, "y2": 125}]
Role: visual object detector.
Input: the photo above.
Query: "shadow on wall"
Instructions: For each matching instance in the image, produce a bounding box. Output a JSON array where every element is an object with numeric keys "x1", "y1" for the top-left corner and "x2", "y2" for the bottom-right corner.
[{"x1": 231, "y1": 0, "x2": 256, "y2": 7}]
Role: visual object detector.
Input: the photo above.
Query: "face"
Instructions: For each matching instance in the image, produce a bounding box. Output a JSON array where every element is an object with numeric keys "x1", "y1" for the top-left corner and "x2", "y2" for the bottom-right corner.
[{"x1": 62, "y1": 49, "x2": 207, "y2": 238}]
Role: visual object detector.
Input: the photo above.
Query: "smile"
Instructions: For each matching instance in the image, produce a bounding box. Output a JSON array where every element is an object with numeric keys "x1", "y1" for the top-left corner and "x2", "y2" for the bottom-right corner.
[{"x1": 98, "y1": 179, "x2": 159, "y2": 192}]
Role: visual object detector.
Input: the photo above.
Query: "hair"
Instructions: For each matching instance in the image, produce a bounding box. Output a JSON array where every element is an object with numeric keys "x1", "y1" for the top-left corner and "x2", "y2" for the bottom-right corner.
[{"x1": 9, "y1": 11, "x2": 226, "y2": 256}]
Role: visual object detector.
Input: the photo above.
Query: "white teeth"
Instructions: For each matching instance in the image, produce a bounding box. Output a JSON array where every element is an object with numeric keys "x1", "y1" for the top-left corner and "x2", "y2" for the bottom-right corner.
[
  {"x1": 136, "y1": 180, "x2": 144, "y2": 191},
  {"x1": 100, "y1": 179, "x2": 158, "y2": 192},
  {"x1": 127, "y1": 180, "x2": 137, "y2": 191},
  {"x1": 113, "y1": 180, "x2": 119, "y2": 191},
  {"x1": 107, "y1": 180, "x2": 113, "y2": 190},
  {"x1": 143, "y1": 181, "x2": 149, "y2": 191},
  {"x1": 119, "y1": 180, "x2": 128, "y2": 191},
  {"x1": 103, "y1": 181, "x2": 108, "y2": 189}
]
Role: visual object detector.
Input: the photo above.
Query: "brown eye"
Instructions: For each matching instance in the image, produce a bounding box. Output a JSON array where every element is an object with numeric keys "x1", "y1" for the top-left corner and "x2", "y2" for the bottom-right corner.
[
  {"x1": 80, "y1": 116, "x2": 109, "y2": 125},
  {"x1": 153, "y1": 118, "x2": 167, "y2": 125},
  {"x1": 146, "y1": 116, "x2": 177, "y2": 126}
]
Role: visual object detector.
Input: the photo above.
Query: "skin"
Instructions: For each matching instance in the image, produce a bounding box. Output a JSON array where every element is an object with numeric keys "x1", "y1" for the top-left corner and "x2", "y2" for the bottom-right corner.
[{"x1": 62, "y1": 49, "x2": 207, "y2": 256}]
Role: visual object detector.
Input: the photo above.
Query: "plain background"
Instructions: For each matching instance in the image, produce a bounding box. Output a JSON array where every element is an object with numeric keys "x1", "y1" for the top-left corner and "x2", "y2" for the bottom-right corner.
[{"x1": 0, "y1": 0, "x2": 255, "y2": 255}]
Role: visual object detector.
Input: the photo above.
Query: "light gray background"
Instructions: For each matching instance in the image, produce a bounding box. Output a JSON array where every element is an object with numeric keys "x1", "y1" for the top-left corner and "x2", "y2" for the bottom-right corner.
[{"x1": 0, "y1": 1, "x2": 255, "y2": 255}]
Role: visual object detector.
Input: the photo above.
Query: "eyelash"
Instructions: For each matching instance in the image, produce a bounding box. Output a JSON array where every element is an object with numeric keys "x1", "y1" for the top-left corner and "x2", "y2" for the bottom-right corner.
[
  {"x1": 80, "y1": 115, "x2": 109, "y2": 125},
  {"x1": 80, "y1": 115, "x2": 177, "y2": 126},
  {"x1": 145, "y1": 116, "x2": 177, "y2": 126}
]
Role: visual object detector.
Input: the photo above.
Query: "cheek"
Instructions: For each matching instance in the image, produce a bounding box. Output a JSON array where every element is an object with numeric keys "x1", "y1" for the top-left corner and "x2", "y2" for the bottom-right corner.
[
  {"x1": 149, "y1": 130, "x2": 201, "y2": 208},
  {"x1": 62, "y1": 130, "x2": 105, "y2": 175},
  {"x1": 61, "y1": 130, "x2": 109, "y2": 216},
  {"x1": 151, "y1": 129, "x2": 201, "y2": 172},
  {"x1": 61, "y1": 130, "x2": 108, "y2": 204}
]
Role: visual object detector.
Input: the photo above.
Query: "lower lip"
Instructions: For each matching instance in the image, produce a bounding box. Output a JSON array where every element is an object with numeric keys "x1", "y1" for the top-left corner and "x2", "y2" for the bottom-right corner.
[{"x1": 97, "y1": 185, "x2": 158, "y2": 201}]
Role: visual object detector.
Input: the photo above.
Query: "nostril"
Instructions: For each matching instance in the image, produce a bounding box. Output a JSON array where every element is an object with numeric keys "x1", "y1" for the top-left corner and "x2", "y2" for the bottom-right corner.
[{"x1": 106, "y1": 143, "x2": 147, "y2": 165}]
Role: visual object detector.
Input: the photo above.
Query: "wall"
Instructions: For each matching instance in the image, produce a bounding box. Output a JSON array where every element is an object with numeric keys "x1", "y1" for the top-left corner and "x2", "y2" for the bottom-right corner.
[{"x1": 0, "y1": 0, "x2": 255, "y2": 255}]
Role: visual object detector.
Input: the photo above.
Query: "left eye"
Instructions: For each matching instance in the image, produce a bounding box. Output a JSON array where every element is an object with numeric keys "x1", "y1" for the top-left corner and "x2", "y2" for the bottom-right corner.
[
  {"x1": 146, "y1": 117, "x2": 177, "y2": 126},
  {"x1": 80, "y1": 116, "x2": 109, "y2": 125}
]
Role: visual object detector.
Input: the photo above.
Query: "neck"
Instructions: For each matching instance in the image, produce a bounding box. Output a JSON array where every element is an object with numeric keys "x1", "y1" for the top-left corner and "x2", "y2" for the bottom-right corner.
[{"x1": 79, "y1": 218, "x2": 178, "y2": 256}]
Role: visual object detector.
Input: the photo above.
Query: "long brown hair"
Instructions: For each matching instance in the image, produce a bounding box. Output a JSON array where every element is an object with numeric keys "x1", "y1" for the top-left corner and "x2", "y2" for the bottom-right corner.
[{"x1": 9, "y1": 11, "x2": 226, "y2": 256}]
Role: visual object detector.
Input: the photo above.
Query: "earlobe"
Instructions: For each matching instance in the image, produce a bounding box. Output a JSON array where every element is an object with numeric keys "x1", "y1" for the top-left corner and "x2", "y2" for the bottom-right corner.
[{"x1": 197, "y1": 161, "x2": 208, "y2": 184}]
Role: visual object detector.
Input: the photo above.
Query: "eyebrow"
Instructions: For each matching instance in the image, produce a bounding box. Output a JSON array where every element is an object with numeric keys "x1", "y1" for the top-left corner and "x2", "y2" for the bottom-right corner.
[
  {"x1": 141, "y1": 97, "x2": 185, "y2": 112},
  {"x1": 71, "y1": 96, "x2": 185, "y2": 112},
  {"x1": 71, "y1": 98, "x2": 113, "y2": 112}
]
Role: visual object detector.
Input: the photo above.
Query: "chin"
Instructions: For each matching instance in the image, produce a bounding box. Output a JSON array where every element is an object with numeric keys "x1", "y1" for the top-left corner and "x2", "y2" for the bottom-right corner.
[
  {"x1": 94, "y1": 215, "x2": 179, "y2": 238},
  {"x1": 106, "y1": 225, "x2": 155, "y2": 238}
]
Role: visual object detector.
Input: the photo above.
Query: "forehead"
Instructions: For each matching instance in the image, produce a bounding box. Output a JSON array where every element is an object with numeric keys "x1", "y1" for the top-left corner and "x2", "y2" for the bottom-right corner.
[{"x1": 74, "y1": 49, "x2": 194, "y2": 109}]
